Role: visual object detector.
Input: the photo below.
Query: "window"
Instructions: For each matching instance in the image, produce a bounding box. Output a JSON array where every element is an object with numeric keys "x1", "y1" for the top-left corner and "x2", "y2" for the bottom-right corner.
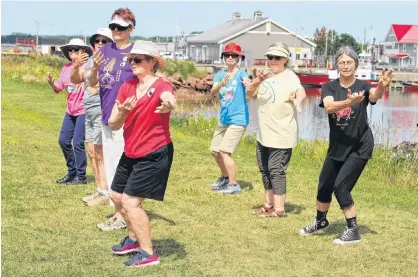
[
  {"x1": 410, "y1": 57, "x2": 416, "y2": 65},
  {"x1": 403, "y1": 44, "x2": 406, "y2": 52},
  {"x1": 296, "y1": 54, "x2": 300, "y2": 60},
  {"x1": 390, "y1": 58, "x2": 397, "y2": 64},
  {"x1": 303, "y1": 53, "x2": 307, "y2": 59},
  {"x1": 289, "y1": 52, "x2": 292, "y2": 58}
]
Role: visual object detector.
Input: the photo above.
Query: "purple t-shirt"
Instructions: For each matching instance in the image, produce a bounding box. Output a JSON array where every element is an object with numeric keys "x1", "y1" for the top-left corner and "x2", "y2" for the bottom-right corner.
[{"x1": 98, "y1": 42, "x2": 135, "y2": 125}]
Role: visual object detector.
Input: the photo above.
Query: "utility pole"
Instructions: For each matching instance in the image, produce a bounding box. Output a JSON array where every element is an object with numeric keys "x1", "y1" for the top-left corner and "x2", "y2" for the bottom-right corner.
[{"x1": 35, "y1": 20, "x2": 40, "y2": 48}]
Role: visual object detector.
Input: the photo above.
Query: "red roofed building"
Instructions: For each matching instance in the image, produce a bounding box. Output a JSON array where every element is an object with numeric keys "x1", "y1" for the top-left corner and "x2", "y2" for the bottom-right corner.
[{"x1": 382, "y1": 24, "x2": 418, "y2": 69}]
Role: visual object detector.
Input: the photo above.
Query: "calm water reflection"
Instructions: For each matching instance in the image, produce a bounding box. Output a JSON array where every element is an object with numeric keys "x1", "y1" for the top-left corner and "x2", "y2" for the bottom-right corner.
[{"x1": 177, "y1": 88, "x2": 418, "y2": 145}]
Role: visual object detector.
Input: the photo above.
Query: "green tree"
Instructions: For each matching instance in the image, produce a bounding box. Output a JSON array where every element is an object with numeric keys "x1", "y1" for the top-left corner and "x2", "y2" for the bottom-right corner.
[
  {"x1": 313, "y1": 27, "x2": 337, "y2": 56},
  {"x1": 331, "y1": 33, "x2": 362, "y2": 54}
]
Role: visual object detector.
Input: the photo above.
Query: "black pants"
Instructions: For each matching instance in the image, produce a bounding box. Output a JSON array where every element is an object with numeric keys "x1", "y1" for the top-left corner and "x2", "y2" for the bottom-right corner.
[
  {"x1": 256, "y1": 142, "x2": 292, "y2": 195},
  {"x1": 317, "y1": 156, "x2": 368, "y2": 209}
]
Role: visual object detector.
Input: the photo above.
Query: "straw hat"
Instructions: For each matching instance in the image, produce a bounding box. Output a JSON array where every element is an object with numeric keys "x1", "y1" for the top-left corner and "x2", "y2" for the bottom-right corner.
[
  {"x1": 89, "y1": 28, "x2": 114, "y2": 47},
  {"x1": 122, "y1": 40, "x2": 167, "y2": 70},
  {"x1": 60, "y1": 38, "x2": 93, "y2": 61}
]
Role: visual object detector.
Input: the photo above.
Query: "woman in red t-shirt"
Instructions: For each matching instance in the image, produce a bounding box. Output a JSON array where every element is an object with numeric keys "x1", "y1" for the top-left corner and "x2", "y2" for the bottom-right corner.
[{"x1": 107, "y1": 40, "x2": 175, "y2": 267}]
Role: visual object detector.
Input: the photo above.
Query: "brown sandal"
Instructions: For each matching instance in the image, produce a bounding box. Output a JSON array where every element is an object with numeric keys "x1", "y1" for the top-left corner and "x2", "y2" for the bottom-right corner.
[
  {"x1": 259, "y1": 209, "x2": 287, "y2": 218},
  {"x1": 252, "y1": 205, "x2": 274, "y2": 215}
]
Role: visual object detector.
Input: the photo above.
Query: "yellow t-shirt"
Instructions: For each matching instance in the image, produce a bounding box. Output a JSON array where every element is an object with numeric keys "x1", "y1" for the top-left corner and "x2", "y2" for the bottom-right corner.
[{"x1": 256, "y1": 69, "x2": 303, "y2": 149}]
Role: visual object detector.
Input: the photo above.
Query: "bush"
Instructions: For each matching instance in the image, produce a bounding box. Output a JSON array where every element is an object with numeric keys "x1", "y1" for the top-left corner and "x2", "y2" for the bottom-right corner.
[{"x1": 162, "y1": 60, "x2": 208, "y2": 79}]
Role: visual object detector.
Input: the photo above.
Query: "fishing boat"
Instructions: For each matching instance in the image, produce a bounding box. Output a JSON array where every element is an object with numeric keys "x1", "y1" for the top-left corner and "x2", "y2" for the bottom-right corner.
[
  {"x1": 402, "y1": 82, "x2": 418, "y2": 93},
  {"x1": 295, "y1": 71, "x2": 330, "y2": 88}
]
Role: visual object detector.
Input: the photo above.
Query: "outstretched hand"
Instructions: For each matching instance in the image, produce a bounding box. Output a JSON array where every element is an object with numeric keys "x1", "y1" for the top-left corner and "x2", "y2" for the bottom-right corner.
[
  {"x1": 379, "y1": 68, "x2": 394, "y2": 88},
  {"x1": 47, "y1": 72, "x2": 55, "y2": 85},
  {"x1": 155, "y1": 101, "x2": 175, "y2": 113},
  {"x1": 116, "y1": 96, "x2": 138, "y2": 114},
  {"x1": 346, "y1": 89, "x2": 365, "y2": 105}
]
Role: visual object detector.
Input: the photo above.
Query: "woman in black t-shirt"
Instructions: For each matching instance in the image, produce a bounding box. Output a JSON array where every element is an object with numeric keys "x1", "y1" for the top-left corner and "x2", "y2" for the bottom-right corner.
[{"x1": 298, "y1": 46, "x2": 393, "y2": 245}]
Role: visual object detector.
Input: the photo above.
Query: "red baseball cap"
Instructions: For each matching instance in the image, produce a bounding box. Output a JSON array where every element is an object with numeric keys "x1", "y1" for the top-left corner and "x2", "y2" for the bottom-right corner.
[{"x1": 221, "y1": 42, "x2": 245, "y2": 61}]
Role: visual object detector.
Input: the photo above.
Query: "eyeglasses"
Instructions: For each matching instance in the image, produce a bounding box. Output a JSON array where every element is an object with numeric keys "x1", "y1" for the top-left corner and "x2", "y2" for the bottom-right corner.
[
  {"x1": 267, "y1": 55, "x2": 284, "y2": 61},
  {"x1": 224, "y1": 53, "x2": 239, "y2": 58},
  {"x1": 128, "y1": 57, "x2": 144, "y2": 64},
  {"x1": 68, "y1": 47, "x2": 80, "y2": 52},
  {"x1": 109, "y1": 24, "x2": 130, "y2": 31},
  {"x1": 95, "y1": 39, "x2": 110, "y2": 44},
  {"x1": 338, "y1": 61, "x2": 355, "y2": 67}
]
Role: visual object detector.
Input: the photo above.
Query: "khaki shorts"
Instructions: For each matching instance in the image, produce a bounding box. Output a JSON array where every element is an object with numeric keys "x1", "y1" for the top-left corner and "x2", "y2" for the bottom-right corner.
[{"x1": 210, "y1": 123, "x2": 246, "y2": 154}]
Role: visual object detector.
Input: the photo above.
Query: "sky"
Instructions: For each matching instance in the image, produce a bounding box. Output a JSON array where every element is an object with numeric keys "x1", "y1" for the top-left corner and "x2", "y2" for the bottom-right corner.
[{"x1": 1, "y1": 1, "x2": 418, "y2": 43}]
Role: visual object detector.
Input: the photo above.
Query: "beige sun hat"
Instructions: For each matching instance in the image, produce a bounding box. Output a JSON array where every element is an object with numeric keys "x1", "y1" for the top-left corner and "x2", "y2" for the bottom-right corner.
[
  {"x1": 122, "y1": 40, "x2": 167, "y2": 70},
  {"x1": 265, "y1": 43, "x2": 290, "y2": 58},
  {"x1": 60, "y1": 38, "x2": 93, "y2": 61},
  {"x1": 89, "y1": 28, "x2": 114, "y2": 47}
]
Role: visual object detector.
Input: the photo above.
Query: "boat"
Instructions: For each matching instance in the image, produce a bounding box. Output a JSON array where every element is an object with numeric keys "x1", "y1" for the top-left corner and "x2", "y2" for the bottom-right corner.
[
  {"x1": 402, "y1": 82, "x2": 418, "y2": 93},
  {"x1": 295, "y1": 71, "x2": 330, "y2": 88}
]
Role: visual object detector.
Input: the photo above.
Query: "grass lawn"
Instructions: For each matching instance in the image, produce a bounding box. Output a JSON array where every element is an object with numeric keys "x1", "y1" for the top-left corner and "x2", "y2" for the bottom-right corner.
[{"x1": 2, "y1": 78, "x2": 418, "y2": 277}]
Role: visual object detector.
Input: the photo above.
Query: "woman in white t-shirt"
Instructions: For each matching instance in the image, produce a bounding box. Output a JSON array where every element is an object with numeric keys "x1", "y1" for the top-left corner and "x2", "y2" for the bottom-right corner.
[{"x1": 248, "y1": 42, "x2": 306, "y2": 217}]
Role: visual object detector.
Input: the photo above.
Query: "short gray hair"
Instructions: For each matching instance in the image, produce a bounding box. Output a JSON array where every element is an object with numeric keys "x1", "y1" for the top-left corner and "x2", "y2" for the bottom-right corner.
[{"x1": 335, "y1": 46, "x2": 359, "y2": 69}]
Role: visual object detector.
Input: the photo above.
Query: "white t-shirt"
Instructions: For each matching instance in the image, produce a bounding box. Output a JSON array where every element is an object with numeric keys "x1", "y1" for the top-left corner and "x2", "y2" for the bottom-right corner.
[{"x1": 256, "y1": 69, "x2": 303, "y2": 149}]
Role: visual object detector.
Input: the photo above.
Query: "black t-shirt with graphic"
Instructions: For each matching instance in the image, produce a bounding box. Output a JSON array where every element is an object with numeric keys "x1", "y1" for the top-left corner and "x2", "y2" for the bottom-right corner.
[{"x1": 319, "y1": 79, "x2": 375, "y2": 161}]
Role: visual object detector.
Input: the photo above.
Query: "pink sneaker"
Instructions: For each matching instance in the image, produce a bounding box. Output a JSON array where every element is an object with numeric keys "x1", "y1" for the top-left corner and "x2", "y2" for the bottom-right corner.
[{"x1": 124, "y1": 249, "x2": 160, "y2": 267}]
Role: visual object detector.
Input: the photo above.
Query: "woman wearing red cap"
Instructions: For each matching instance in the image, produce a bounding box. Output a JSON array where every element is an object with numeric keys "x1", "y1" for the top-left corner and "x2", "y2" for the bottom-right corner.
[{"x1": 209, "y1": 42, "x2": 251, "y2": 195}]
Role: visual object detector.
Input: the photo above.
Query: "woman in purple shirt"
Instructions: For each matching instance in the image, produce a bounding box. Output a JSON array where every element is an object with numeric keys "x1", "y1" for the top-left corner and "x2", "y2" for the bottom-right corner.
[{"x1": 88, "y1": 7, "x2": 136, "y2": 231}]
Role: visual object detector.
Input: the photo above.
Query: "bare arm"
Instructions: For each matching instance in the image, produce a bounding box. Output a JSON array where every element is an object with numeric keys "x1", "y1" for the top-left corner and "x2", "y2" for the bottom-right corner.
[
  {"x1": 108, "y1": 96, "x2": 138, "y2": 131},
  {"x1": 246, "y1": 76, "x2": 263, "y2": 98},
  {"x1": 70, "y1": 53, "x2": 89, "y2": 84},
  {"x1": 323, "y1": 89, "x2": 364, "y2": 114},
  {"x1": 369, "y1": 68, "x2": 394, "y2": 102},
  {"x1": 88, "y1": 67, "x2": 99, "y2": 88},
  {"x1": 155, "y1": 91, "x2": 176, "y2": 113},
  {"x1": 88, "y1": 51, "x2": 104, "y2": 88}
]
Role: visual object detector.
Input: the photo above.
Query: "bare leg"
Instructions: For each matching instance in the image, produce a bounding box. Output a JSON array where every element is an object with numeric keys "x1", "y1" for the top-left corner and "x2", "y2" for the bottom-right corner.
[
  {"x1": 93, "y1": 144, "x2": 107, "y2": 191},
  {"x1": 110, "y1": 191, "x2": 135, "y2": 240},
  {"x1": 211, "y1": 151, "x2": 228, "y2": 177},
  {"x1": 123, "y1": 195, "x2": 153, "y2": 254},
  {"x1": 264, "y1": 190, "x2": 274, "y2": 206},
  {"x1": 274, "y1": 194, "x2": 286, "y2": 211},
  {"x1": 317, "y1": 201, "x2": 331, "y2": 212},
  {"x1": 87, "y1": 142, "x2": 98, "y2": 187},
  {"x1": 342, "y1": 204, "x2": 356, "y2": 219},
  {"x1": 220, "y1": 151, "x2": 236, "y2": 183}
]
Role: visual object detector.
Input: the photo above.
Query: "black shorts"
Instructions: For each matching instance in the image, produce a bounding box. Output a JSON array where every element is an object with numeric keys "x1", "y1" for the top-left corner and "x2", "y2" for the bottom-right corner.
[{"x1": 111, "y1": 143, "x2": 174, "y2": 201}]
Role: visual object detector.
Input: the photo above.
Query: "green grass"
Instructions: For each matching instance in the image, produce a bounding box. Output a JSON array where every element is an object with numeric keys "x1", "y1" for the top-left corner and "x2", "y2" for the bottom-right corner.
[{"x1": 2, "y1": 77, "x2": 418, "y2": 277}]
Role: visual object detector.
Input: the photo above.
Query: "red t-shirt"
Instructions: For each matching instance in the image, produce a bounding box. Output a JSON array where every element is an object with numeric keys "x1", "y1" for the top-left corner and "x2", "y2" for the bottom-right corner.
[{"x1": 116, "y1": 77, "x2": 174, "y2": 158}]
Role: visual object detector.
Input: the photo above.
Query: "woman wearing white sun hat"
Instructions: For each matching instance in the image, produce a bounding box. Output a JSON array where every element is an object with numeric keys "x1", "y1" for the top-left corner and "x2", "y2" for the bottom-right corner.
[
  {"x1": 47, "y1": 38, "x2": 92, "y2": 185},
  {"x1": 107, "y1": 40, "x2": 175, "y2": 267},
  {"x1": 71, "y1": 28, "x2": 113, "y2": 206}
]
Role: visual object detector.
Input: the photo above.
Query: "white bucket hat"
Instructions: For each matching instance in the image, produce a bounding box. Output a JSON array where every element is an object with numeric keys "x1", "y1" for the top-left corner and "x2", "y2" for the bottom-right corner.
[
  {"x1": 89, "y1": 28, "x2": 114, "y2": 47},
  {"x1": 109, "y1": 15, "x2": 134, "y2": 27},
  {"x1": 60, "y1": 38, "x2": 93, "y2": 61},
  {"x1": 122, "y1": 40, "x2": 167, "y2": 70}
]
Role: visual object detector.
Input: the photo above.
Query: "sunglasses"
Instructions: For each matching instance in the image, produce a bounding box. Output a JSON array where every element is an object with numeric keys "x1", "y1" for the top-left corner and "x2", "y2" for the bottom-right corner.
[
  {"x1": 68, "y1": 47, "x2": 81, "y2": 52},
  {"x1": 128, "y1": 57, "x2": 144, "y2": 64},
  {"x1": 95, "y1": 39, "x2": 110, "y2": 44},
  {"x1": 224, "y1": 53, "x2": 239, "y2": 59},
  {"x1": 267, "y1": 55, "x2": 285, "y2": 61},
  {"x1": 109, "y1": 24, "x2": 130, "y2": 31}
]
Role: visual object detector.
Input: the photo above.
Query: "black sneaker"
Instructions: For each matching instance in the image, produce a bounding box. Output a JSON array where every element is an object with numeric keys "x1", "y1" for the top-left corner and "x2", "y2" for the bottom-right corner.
[
  {"x1": 65, "y1": 177, "x2": 87, "y2": 185},
  {"x1": 299, "y1": 219, "x2": 329, "y2": 235},
  {"x1": 333, "y1": 227, "x2": 361, "y2": 245},
  {"x1": 56, "y1": 174, "x2": 75, "y2": 184}
]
